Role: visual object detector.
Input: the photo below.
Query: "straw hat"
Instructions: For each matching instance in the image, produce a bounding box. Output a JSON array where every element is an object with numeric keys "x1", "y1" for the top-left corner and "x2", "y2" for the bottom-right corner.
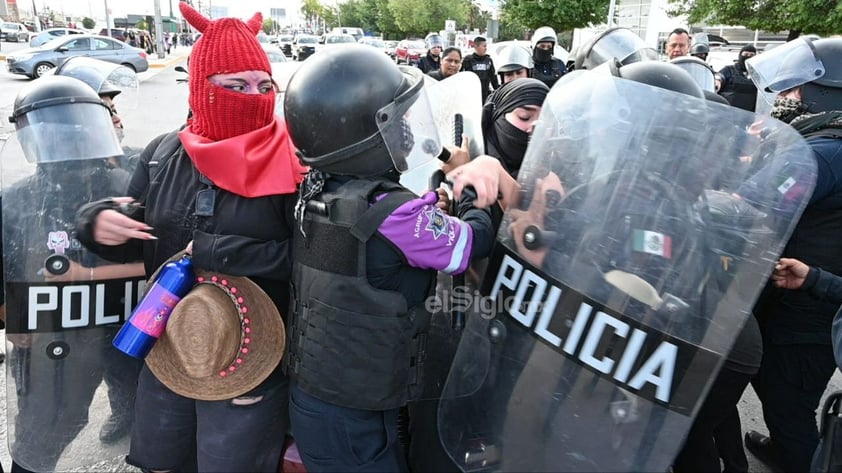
[{"x1": 145, "y1": 256, "x2": 285, "y2": 401}]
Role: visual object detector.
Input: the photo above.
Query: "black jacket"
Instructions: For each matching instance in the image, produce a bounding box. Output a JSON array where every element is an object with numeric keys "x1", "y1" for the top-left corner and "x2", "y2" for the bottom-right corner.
[
  {"x1": 461, "y1": 53, "x2": 499, "y2": 103},
  {"x1": 417, "y1": 53, "x2": 440, "y2": 74},
  {"x1": 76, "y1": 130, "x2": 297, "y2": 316}
]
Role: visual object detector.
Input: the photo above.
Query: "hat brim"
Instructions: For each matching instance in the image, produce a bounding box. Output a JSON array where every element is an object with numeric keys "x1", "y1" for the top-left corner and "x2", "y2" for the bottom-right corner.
[{"x1": 145, "y1": 253, "x2": 285, "y2": 401}]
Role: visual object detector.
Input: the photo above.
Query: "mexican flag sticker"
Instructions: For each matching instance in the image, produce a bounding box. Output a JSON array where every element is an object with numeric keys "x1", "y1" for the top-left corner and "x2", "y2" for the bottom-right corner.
[{"x1": 632, "y1": 229, "x2": 672, "y2": 259}]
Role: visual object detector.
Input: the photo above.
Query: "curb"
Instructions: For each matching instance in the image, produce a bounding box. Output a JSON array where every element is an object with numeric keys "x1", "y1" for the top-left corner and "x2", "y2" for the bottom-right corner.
[{"x1": 0, "y1": 54, "x2": 186, "y2": 68}]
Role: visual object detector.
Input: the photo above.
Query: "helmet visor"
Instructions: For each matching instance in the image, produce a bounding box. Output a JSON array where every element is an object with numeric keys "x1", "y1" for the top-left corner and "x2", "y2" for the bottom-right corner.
[
  {"x1": 51, "y1": 57, "x2": 140, "y2": 109},
  {"x1": 746, "y1": 38, "x2": 825, "y2": 94},
  {"x1": 584, "y1": 29, "x2": 655, "y2": 69},
  {"x1": 671, "y1": 58, "x2": 716, "y2": 92},
  {"x1": 14, "y1": 102, "x2": 123, "y2": 163},
  {"x1": 376, "y1": 66, "x2": 441, "y2": 173}
]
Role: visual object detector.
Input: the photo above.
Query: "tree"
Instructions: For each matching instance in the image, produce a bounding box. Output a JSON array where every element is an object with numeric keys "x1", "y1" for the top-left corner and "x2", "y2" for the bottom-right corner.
[
  {"x1": 135, "y1": 19, "x2": 148, "y2": 31},
  {"x1": 301, "y1": 0, "x2": 326, "y2": 30},
  {"x1": 263, "y1": 18, "x2": 275, "y2": 34},
  {"x1": 501, "y1": 0, "x2": 609, "y2": 34},
  {"x1": 387, "y1": 0, "x2": 469, "y2": 37},
  {"x1": 667, "y1": 0, "x2": 842, "y2": 40},
  {"x1": 81, "y1": 17, "x2": 95, "y2": 30}
]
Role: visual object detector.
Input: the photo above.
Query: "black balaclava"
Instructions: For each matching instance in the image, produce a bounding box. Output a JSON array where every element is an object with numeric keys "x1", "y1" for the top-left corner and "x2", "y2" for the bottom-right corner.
[
  {"x1": 482, "y1": 78, "x2": 550, "y2": 176},
  {"x1": 736, "y1": 45, "x2": 757, "y2": 73}
]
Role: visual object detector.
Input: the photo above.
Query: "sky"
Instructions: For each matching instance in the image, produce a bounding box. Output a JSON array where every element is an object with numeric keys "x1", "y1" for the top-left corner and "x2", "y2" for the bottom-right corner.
[{"x1": 20, "y1": 0, "x2": 303, "y2": 22}]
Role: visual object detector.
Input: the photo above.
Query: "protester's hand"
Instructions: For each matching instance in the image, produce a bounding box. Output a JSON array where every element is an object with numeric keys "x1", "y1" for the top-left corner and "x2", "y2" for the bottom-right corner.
[
  {"x1": 447, "y1": 155, "x2": 506, "y2": 208},
  {"x1": 185, "y1": 240, "x2": 193, "y2": 255},
  {"x1": 772, "y1": 258, "x2": 810, "y2": 290},
  {"x1": 441, "y1": 135, "x2": 471, "y2": 174},
  {"x1": 94, "y1": 197, "x2": 155, "y2": 245}
]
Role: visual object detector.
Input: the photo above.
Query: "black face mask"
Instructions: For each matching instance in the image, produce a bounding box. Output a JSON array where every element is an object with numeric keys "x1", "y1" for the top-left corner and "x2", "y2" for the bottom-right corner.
[
  {"x1": 492, "y1": 119, "x2": 530, "y2": 174},
  {"x1": 534, "y1": 47, "x2": 553, "y2": 64}
]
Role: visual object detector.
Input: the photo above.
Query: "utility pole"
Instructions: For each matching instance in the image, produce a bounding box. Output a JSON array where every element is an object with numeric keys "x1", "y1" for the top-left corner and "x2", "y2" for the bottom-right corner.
[
  {"x1": 153, "y1": 0, "x2": 165, "y2": 59},
  {"x1": 104, "y1": 0, "x2": 111, "y2": 36}
]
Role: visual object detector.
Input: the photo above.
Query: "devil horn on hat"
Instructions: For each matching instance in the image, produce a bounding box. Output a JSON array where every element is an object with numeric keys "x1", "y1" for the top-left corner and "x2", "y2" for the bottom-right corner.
[
  {"x1": 246, "y1": 12, "x2": 263, "y2": 35},
  {"x1": 179, "y1": 1, "x2": 210, "y2": 33}
]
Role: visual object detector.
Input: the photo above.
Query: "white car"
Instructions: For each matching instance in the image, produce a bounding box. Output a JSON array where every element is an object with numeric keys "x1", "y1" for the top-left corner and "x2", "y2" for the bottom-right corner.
[{"x1": 1, "y1": 22, "x2": 30, "y2": 42}]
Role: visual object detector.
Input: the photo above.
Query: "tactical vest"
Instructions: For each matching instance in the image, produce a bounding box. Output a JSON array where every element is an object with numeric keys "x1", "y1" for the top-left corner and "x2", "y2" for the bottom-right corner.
[
  {"x1": 285, "y1": 178, "x2": 433, "y2": 410},
  {"x1": 532, "y1": 59, "x2": 565, "y2": 89},
  {"x1": 720, "y1": 67, "x2": 757, "y2": 112}
]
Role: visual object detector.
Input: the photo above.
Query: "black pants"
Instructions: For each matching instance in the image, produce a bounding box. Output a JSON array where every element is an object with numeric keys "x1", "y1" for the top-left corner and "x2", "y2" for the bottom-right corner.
[
  {"x1": 752, "y1": 343, "x2": 837, "y2": 472},
  {"x1": 714, "y1": 405, "x2": 750, "y2": 472},
  {"x1": 673, "y1": 366, "x2": 753, "y2": 473}
]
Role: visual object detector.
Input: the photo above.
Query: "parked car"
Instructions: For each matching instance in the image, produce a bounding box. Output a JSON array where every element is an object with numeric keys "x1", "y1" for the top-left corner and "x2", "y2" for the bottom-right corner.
[
  {"x1": 29, "y1": 27, "x2": 86, "y2": 47},
  {"x1": 318, "y1": 33, "x2": 356, "y2": 53},
  {"x1": 395, "y1": 39, "x2": 425, "y2": 65},
  {"x1": 262, "y1": 44, "x2": 288, "y2": 64},
  {"x1": 277, "y1": 34, "x2": 294, "y2": 56},
  {"x1": 384, "y1": 40, "x2": 399, "y2": 59},
  {"x1": 358, "y1": 37, "x2": 390, "y2": 55},
  {"x1": 292, "y1": 35, "x2": 318, "y2": 61},
  {"x1": 6, "y1": 34, "x2": 149, "y2": 79},
  {"x1": 1, "y1": 22, "x2": 30, "y2": 42},
  {"x1": 330, "y1": 27, "x2": 364, "y2": 42},
  {"x1": 99, "y1": 28, "x2": 127, "y2": 42}
]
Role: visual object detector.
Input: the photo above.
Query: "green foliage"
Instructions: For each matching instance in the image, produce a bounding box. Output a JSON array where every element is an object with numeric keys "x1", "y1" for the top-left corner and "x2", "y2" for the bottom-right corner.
[
  {"x1": 387, "y1": 0, "x2": 469, "y2": 37},
  {"x1": 263, "y1": 18, "x2": 275, "y2": 34},
  {"x1": 135, "y1": 19, "x2": 148, "y2": 31},
  {"x1": 501, "y1": 0, "x2": 609, "y2": 32},
  {"x1": 81, "y1": 17, "x2": 96, "y2": 29},
  {"x1": 668, "y1": 0, "x2": 842, "y2": 36}
]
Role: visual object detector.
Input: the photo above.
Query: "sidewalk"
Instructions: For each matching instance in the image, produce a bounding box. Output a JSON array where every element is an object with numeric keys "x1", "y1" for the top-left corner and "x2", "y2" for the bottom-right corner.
[{"x1": 0, "y1": 46, "x2": 191, "y2": 69}]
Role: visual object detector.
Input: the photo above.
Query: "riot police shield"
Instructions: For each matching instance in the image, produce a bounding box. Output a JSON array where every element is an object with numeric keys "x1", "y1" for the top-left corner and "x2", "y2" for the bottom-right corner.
[
  {"x1": 437, "y1": 72, "x2": 816, "y2": 471},
  {"x1": 401, "y1": 72, "x2": 485, "y2": 195},
  {"x1": 2, "y1": 87, "x2": 146, "y2": 471}
]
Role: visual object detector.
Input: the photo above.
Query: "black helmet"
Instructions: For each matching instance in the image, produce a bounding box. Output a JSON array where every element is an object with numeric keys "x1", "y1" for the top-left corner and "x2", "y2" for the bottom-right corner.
[
  {"x1": 611, "y1": 60, "x2": 704, "y2": 99},
  {"x1": 802, "y1": 38, "x2": 842, "y2": 113},
  {"x1": 670, "y1": 56, "x2": 715, "y2": 92},
  {"x1": 689, "y1": 42, "x2": 710, "y2": 58},
  {"x1": 9, "y1": 76, "x2": 123, "y2": 163},
  {"x1": 284, "y1": 44, "x2": 430, "y2": 177},
  {"x1": 574, "y1": 27, "x2": 658, "y2": 70}
]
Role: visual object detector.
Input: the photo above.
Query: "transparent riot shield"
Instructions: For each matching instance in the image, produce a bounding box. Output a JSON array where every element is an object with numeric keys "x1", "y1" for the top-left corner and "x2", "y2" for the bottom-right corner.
[
  {"x1": 437, "y1": 72, "x2": 816, "y2": 472},
  {"x1": 2, "y1": 126, "x2": 146, "y2": 470},
  {"x1": 401, "y1": 72, "x2": 485, "y2": 195}
]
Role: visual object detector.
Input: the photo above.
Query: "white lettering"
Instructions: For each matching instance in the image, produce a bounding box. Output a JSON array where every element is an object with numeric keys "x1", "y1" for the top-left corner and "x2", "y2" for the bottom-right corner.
[
  {"x1": 627, "y1": 341, "x2": 677, "y2": 403},
  {"x1": 490, "y1": 255, "x2": 522, "y2": 299},
  {"x1": 614, "y1": 328, "x2": 647, "y2": 383},
  {"x1": 579, "y1": 311, "x2": 629, "y2": 374},
  {"x1": 62, "y1": 285, "x2": 90, "y2": 328},
  {"x1": 511, "y1": 269, "x2": 546, "y2": 327},
  {"x1": 534, "y1": 286, "x2": 562, "y2": 346},
  {"x1": 95, "y1": 283, "x2": 120, "y2": 325},
  {"x1": 563, "y1": 303, "x2": 592, "y2": 355},
  {"x1": 28, "y1": 286, "x2": 58, "y2": 330}
]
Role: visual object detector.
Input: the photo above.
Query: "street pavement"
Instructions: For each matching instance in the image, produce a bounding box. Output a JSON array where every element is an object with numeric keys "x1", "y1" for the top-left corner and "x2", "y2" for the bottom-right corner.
[{"x1": 0, "y1": 40, "x2": 840, "y2": 472}]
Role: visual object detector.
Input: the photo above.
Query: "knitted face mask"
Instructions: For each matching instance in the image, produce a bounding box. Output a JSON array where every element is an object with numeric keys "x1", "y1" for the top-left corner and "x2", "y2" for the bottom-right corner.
[{"x1": 771, "y1": 96, "x2": 808, "y2": 124}]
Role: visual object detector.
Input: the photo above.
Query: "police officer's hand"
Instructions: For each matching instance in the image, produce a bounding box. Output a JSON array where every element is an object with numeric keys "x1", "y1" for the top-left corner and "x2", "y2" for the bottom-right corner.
[
  {"x1": 772, "y1": 258, "x2": 810, "y2": 290},
  {"x1": 507, "y1": 173, "x2": 565, "y2": 267},
  {"x1": 441, "y1": 134, "x2": 471, "y2": 174},
  {"x1": 94, "y1": 197, "x2": 155, "y2": 245}
]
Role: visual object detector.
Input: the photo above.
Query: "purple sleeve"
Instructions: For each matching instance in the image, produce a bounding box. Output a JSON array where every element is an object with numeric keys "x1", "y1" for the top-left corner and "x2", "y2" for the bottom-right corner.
[{"x1": 377, "y1": 191, "x2": 474, "y2": 275}]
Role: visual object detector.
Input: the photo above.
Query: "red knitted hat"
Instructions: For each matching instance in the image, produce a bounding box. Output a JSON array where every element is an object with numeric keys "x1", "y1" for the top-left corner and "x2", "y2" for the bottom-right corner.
[{"x1": 180, "y1": 2, "x2": 273, "y2": 140}]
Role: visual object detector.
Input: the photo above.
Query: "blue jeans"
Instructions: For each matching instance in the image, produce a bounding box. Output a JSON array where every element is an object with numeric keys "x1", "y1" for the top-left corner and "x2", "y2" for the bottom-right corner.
[
  {"x1": 127, "y1": 365, "x2": 289, "y2": 472},
  {"x1": 289, "y1": 383, "x2": 407, "y2": 472}
]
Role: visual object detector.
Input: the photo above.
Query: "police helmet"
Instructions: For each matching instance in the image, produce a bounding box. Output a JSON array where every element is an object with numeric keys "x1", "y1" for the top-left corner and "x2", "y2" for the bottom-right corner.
[
  {"x1": 9, "y1": 75, "x2": 123, "y2": 163},
  {"x1": 52, "y1": 56, "x2": 140, "y2": 109},
  {"x1": 497, "y1": 45, "x2": 533, "y2": 74},
  {"x1": 574, "y1": 27, "x2": 659, "y2": 70},
  {"x1": 531, "y1": 26, "x2": 558, "y2": 48},
  {"x1": 425, "y1": 33, "x2": 444, "y2": 50},
  {"x1": 612, "y1": 60, "x2": 704, "y2": 98},
  {"x1": 689, "y1": 42, "x2": 710, "y2": 58},
  {"x1": 801, "y1": 38, "x2": 842, "y2": 113},
  {"x1": 284, "y1": 45, "x2": 428, "y2": 177},
  {"x1": 670, "y1": 55, "x2": 716, "y2": 92}
]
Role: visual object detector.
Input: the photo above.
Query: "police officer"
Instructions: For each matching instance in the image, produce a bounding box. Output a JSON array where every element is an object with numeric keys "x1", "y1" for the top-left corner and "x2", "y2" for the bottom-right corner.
[
  {"x1": 282, "y1": 44, "x2": 495, "y2": 472},
  {"x1": 715, "y1": 44, "x2": 758, "y2": 111},
  {"x1": 2, "y1": 75, "x2": 145, "y2": 473},
  {"x1": 496, "y1": 44, "x2": 533, "y2": 84},
  {"x1": 690, "y1": 42, "x2": 710, "y2": 62},
  {"x1": 741, "y1": 37, "x2": 842, "y2": 472},
  {"x1": 417, "y1": 33, "x2": 444, "y2": 74},
  {"x1": 573, "y1": 27, "x2": 659, "y2": 71},
  {"x1": 531, "y1": 26, "x2": 566, "y2": 88},
  {"x1": 461, "y1": 36, "x2": 499, "y2": 103}
]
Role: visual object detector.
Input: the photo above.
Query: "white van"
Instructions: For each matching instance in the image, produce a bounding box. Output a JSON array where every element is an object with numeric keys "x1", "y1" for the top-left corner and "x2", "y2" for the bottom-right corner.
[{"x1": 331, "y1": 27, "x2": 364, "y2": 42}]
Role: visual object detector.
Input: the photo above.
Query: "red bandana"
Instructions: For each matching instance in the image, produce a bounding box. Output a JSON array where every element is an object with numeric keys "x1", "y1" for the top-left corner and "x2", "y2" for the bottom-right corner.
[{"x1": 179, "y1": 118, "x2": 307, "y2": 197}]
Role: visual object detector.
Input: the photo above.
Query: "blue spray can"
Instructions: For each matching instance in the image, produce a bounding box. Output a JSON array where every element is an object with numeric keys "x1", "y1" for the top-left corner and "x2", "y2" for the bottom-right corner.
[{"x1": 113, "y1": 255, "x2": 195, "y2": 358}]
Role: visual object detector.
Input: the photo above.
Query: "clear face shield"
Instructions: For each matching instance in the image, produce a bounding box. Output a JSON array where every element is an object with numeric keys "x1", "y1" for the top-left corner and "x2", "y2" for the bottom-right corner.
[
  {"x1": 746, "y1": 37, "x2": 825, "y2": 102},
  {"x1": 49, "y1": 57, "x2": 140, "y2": 110},
  {"x1": 582, "y1": 28, "x2": 659, "y2": 70},
  {"x1": 670, "y1": 57, "x2": 716, "y2": 92},
  {"x1": 376, "y1": 66, "x2": 441, "y2": 173},
  {"x1": 12, "y1": 100, "x2": 123, "y2": 164}
]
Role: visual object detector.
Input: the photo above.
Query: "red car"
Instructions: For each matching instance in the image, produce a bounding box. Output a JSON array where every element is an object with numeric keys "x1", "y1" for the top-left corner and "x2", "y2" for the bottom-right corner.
[{"x1": 395, "y1": 39, "x2": 425, "y2": 65}]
